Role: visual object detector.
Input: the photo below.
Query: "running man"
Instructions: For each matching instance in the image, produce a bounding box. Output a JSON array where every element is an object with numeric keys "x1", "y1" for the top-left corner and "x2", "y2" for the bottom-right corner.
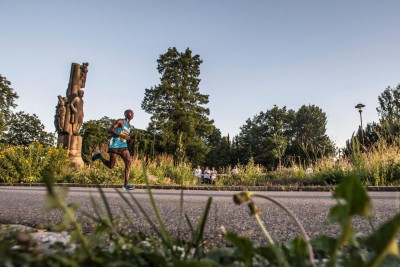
[{"x1": 92, "y1": 109, "x2": 136, "y2": 190}]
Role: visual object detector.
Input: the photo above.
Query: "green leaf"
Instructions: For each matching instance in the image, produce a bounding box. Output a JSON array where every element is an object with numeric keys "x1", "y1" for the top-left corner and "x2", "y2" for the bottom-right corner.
[
  {"x1": 140, "y1": 251, "x2": 167, "y2": 266},
  {"x1": 257, "y1": 245, "x2": 278, "y2": 263},
  {"x1": 365, "y1": 213, "x2": 400, "y2": 267},
  {"x1": 311, "y1": 236, "x2": 338, "y2": 259},
  {"x1": 224, "y1": 232, "x2": 255, "y2": 264},
  {"x1": 283, "y1": 237, "x2": 308, "y2": 264},
  {"x1": 329, "y1": 174, "x2": 372, "y2": 223},
  {"x1": 205, "y1": 247, "x2": 236, "y2": 265}
]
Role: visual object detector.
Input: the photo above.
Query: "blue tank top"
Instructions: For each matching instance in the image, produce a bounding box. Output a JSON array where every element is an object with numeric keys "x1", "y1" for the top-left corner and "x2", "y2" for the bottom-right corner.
[{"x1": 109, "y1": 119, "x2": 133, "y2": 149}]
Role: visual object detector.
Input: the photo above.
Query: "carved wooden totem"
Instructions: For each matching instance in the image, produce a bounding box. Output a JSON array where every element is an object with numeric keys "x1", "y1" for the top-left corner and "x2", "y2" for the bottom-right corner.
[{"x1": 55, "y1": 62, "x2": 89, "y2": 169}]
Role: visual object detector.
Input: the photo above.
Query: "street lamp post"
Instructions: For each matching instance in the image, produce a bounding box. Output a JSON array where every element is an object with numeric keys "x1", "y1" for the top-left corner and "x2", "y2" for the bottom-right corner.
[
  {"x1": 355, "y1": 103, "x2": 365, "y2": 142},
  {"x1": 152, "y1": 123, "x2": 156, "y2": 158}
]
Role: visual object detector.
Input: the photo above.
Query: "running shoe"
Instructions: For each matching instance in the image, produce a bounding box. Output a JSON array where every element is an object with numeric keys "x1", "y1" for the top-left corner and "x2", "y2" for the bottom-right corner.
[
  {"x1": 123, "y1": 184, "x2": 135, "y2": 190},
  {"x1": 91, "y1": 151, "x2": 101, "y2": 161}
]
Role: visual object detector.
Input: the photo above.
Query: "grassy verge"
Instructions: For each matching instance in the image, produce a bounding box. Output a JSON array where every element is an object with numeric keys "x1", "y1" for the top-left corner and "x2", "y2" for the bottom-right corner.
[{"x1": 1, "y1": 140, "x2": 400, "y2": 186}]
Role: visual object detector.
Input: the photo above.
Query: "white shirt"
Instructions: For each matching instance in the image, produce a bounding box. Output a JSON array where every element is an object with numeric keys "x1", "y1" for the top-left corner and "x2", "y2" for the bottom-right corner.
[
  {"x1": 194, "y1": 168, "x2": 202, "y2": 177},
  {"x1": 203, "y1": 169, "x2": 211, "y2": 179}
]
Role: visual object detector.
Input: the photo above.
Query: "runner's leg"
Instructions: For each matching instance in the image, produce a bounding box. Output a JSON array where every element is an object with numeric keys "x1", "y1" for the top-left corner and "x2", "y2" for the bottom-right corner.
[
  {"x1": 99, "y1": 152, "x2": 117, "y2": 169},
  {"x1": 120, "y1": 150, "x2": 132, "y2": 186}
]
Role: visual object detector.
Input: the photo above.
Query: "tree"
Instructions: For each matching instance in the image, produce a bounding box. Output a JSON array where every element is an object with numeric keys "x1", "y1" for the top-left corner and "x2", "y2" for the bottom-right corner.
[
  {"x1": 376, "y1": 83, "x2": 400, "y2": 143},
  {"x1": 264, "y1": 106, "x2": 292, "y2": 168},
  {"x1": 2, "y1": 111, "x2": 54, "y2": 146},
  {"x1": 343, "y1": 83, "x2": 400, "y2": 152},
  {"x1": 290, "y1": 105, "x2": 334, "y2": 163},
  {"x1": 204, "y1": 126, "x2": 231, "y2": 168},
  {"x1": 230, "y1": 136, "x2": 242, "y2": 166},
  {"x1": 80, "y1": 117, "x2": 115, "y2": 162},
  {"x1": 0, "y1": 74, "x2": 19, "y2": 137},
  {"x1": 344, "y1": 122, "x2": 381, "y2": 156},
  {"x1": 141, "y1": 47, "x2": 214, "y2": 164},
  {"x1": 377, "y1": 84, "x2": 400, "y2": 123},
  {"x1": 235, "y1": 104, "x2": 334, "y2": 168},
  {"x1": 235, "y1": 105, "x2": 293, "y2": 168}
]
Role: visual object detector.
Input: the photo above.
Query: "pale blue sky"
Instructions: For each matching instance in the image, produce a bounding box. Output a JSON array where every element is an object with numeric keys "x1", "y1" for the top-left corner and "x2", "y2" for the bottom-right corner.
[{"x1": 1, "y1": 1, "x2": 399, "y2": 148}]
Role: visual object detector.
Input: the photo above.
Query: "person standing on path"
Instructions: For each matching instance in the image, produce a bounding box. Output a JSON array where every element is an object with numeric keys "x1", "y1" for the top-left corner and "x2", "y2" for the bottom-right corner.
[
  {"x1": 203, "y1": 166, "x2": 211, "y2": 184},
  {"x1": 194, "y1": 165, "x2": 202, "y2": 184},
  {"x1": 210, "y1": 166, "x2": 217, "y2": 185},
  {"x1": 92, "y1": 109, "x2": 136, "y2": 190}
]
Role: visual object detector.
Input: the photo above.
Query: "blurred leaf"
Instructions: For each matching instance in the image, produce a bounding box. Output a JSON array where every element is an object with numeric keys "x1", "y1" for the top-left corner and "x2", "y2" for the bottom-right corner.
[
  {"x1": 224, "y1": 232, "x2": 255, "y2": 264},
  {"x1": 329, "y1": 174, "x2": 371, "y2": 224},
  {"x1": 312, "y1": 236, "x2": 338, "y2": 259},
  {"x1": 190, "y1": 197, "x2": 213, "y2": 260},
  {"x1": 283, "y1": 237, "x2": 308, "y2": 265},
  {"x1": 44, "y1": 187, "x2": 69, "y2": 210},
  {"x1": 330, "y1": 174, "x2": 372, "y2": 220},
  {"x1": 140, "y1": 251, "x2": 167, "y2": 266},
  {"x1": 97, "y1": 186, "x2": 114, "y2": 225},
  {"x1": 328, "y1": 174, "x2": 372, "y2": 243},
  {"x1": 257, "y1": 245, "x2": 278, "y2": 263},
  {"x1": 365, "y1": 213, "x2": 400, "y2": 267},
  {"x1": 340, "y1": 245, "x2": 367, "y2": 267},
  {"x1": 205, "y1": 247, "x2": 236, "y2": 265}
]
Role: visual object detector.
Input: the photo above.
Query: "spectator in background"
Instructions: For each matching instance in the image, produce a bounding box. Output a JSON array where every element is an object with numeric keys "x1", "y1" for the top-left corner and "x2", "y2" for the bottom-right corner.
[
  {"x1": 306, "y1": 166, "x2": 313, "y2": 174},
  {"x1": 232, "y1": 165, "x2": 239, "y2": 175},
  {"x1": 203, "y1": 166, "x2": 211, "y2": 184},
  {"x1": 194, "y1": 165, "x2": 202, "y2": 184},
  {"x1": 211, "y1": 166, "x2": 218, "y2": 185}
]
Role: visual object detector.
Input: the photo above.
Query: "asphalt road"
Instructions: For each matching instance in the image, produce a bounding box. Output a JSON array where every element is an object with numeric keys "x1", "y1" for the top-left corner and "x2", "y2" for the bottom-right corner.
[{"x1": 0, "y1": 186, "x2": 399, "y2": 245}]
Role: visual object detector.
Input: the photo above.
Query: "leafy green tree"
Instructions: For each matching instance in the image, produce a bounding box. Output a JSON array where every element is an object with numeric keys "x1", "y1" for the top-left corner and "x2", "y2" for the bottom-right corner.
[
  {"x1": 141, "y1": 47, "x2": 214, "y2": 164},
  {"x1": 344, "y1": 122, "x2": 381, "y2": 156},
  {"x1": 0, "y1": 74, "x2": 19, "y2": 138},
  {"x1": 377, "y1": 84, "x2": 400, "y2": 122},
  {"x1": 264, "y1": 106, "x2": 292, "y2": 168},
  {"x1": 2, "y1": 111, "x2": 54, "y2": 146},
  {"x1": 270, "y1": 135, "x2": 287, "y2": 169},
  {"x1": 235, "y1": 104, "x2": 333, "y2": 168},
  {"x1": 376, "y1": 83, "x2": 400, "y2": 143},
  {"x1": 289, "y1": 104, "x2": 334, "y2": 163},
  {"x1": 235, "y1": 105, "x2": 293, "y2": 168},
  {"x1": 230, "y1": 136, "x2": 242, "y2": 166},
  {"x1": 80, "y1": 117, "x2": 115, "y2": 162},
  {"x1": 344, "y1": 83, "x2": 400, "y2": 153},
  {"x1": 204, "y1": 127, "x2": 231, "y2": 168},
  {"x1": 235, "y1": 118, "x2": 258, "y2": 165}
]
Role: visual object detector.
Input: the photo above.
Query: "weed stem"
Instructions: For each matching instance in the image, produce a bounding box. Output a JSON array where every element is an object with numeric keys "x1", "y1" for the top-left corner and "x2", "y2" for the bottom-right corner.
[
  {"x1": 253, "y1": 194, "x2": 316, "y2": 267},
  {"x1": 254, "y1": 214, "x2": 274, "y2": 245}
]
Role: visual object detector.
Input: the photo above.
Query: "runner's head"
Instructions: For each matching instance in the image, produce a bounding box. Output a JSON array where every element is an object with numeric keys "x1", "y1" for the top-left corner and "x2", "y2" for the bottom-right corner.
[{"x1": 124, "y1": 109, "x2": 134, "y2": 120}]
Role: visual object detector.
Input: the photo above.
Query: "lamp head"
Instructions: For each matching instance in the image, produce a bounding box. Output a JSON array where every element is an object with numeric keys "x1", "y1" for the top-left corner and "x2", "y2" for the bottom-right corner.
[{"x1": 355, "y1": 103, "x2": 365, "y2": 112}]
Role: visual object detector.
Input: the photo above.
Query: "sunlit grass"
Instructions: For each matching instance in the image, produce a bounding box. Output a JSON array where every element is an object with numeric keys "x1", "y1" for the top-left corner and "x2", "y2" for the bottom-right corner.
[{"x1": 1, "y1": 138, "x2": 400, "y2": 186}]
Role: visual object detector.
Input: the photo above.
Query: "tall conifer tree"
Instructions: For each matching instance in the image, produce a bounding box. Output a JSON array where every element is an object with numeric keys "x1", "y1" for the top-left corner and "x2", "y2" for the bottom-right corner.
[{"x1": 142, "y1": 47, "x2": 213, "y2": 164}]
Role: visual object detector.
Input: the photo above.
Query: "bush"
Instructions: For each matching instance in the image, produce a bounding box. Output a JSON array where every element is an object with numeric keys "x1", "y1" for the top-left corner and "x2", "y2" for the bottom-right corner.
[
  {"x1": 0, "y1": 143, "x2": 68, "y2": 183},
  {"x1": 3, "y1": 139, "x2": 400, "y2": 187}
]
